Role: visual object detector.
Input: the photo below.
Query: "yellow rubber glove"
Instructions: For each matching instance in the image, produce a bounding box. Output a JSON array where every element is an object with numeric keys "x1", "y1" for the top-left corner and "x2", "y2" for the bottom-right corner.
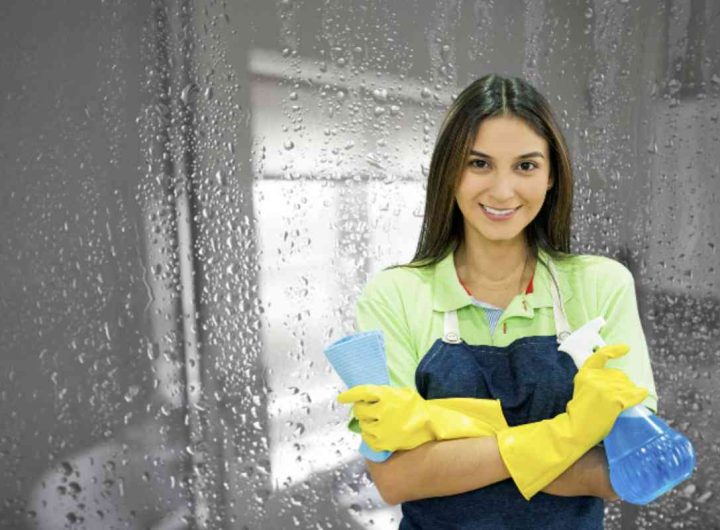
[
  {"x1": 337, "y1": 385, "x2": 509, "y2": 452},
  {"x1": 496, "y1": 343, "x2": 649, "y2": 501}
]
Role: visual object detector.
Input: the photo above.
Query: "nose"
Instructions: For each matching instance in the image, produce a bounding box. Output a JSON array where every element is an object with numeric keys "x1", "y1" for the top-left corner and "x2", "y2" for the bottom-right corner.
[{"x1": 487, "y1": 173, "x2": 517, "y2": 204}]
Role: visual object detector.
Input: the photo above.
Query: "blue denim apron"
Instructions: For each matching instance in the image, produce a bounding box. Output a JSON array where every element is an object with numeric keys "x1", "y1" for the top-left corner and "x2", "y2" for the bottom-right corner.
[{"x1": 399, "y1": 260, "x2": 604, "y2": 529}]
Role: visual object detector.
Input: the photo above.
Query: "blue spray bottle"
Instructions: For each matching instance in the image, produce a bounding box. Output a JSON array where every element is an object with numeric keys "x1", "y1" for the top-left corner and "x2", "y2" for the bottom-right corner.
[{"x1": 558, "y1": 317, "x2": 696, "y2": 504}]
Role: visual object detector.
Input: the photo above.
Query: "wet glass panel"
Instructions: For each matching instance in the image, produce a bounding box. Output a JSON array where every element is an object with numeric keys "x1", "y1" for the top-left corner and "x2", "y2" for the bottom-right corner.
[{"x1": 0, "y1": 0, "x2": 717, "y2": 528}]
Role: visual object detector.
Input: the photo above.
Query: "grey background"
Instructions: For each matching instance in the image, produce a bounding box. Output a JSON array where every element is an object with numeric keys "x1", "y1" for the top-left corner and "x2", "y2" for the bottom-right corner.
[{"x1": 0, "y1": 0, "x2": 718, "y2": 528}]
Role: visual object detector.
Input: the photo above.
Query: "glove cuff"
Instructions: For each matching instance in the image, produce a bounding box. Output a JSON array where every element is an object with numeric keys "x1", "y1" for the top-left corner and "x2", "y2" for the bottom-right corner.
[{"x1": 496, "y1": 414, "x2": 586, "y2": 501}]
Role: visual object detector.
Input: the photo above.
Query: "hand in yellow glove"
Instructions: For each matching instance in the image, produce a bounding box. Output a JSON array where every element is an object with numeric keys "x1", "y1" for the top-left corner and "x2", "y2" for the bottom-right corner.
[
  {"x1": 496, "y1": 343, "x2": 649, "y2": 501},
  {"x1": 337, "y1": 385, "x2": 509, "y2": 452}
]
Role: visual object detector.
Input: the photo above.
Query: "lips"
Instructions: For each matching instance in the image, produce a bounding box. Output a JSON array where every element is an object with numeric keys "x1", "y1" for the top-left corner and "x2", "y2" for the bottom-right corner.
[
  {"x1": 479, "y1": 203, "x2": 521, "y2": 220},
  {"x1": 480, "y1": 204, "x2": 521, "y2": 213}
]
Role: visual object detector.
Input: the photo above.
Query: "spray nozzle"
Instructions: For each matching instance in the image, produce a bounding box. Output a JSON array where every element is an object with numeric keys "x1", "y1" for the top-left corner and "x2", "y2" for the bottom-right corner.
[{"x1": 558, "y1": 316, "x2": 607, "y2": 369}]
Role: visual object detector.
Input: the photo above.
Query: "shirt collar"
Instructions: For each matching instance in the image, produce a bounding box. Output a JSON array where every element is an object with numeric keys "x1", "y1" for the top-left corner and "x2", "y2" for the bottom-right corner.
[{"x1": 431, "y1": 246, "x2": 573, "y2": 316}]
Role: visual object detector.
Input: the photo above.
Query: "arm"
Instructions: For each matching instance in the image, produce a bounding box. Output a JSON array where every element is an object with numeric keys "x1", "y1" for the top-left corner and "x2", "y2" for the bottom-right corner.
[
  {"x1": 366, "y1": 436, "x2": 615, "y2": 505},
  {"x1": 367, "y1": 436, "x2": 508, "y2": 505},
  {"x1": 595, "y1": 259, "x2": 658, "y2": 414},
  {"x1": 542, "y1": 445, "x2": 619, "y2": 501}
]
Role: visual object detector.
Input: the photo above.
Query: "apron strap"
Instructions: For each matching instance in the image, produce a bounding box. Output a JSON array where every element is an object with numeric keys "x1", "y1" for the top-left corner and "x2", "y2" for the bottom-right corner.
[
  {"x1": 547, "y1": 258, "x2": 572, "y2": 343},
  {"x1": 443, "y1": 310, "x2": 462, "y2": 343}
]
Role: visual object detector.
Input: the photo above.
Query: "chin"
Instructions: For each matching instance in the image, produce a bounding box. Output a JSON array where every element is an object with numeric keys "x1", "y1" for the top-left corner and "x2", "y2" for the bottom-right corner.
[{"x1": 476, "y1": 230, "x2": 526, "y2": 243}]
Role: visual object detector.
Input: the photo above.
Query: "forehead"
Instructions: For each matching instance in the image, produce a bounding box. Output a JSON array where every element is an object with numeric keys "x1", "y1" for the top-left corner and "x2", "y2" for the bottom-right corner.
[{"x1": 471, "y1": 116, "x2": 548, "y2": 153}]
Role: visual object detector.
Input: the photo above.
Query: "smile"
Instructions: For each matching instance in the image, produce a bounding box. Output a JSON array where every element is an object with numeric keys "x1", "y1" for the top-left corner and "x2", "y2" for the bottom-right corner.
[{"x1": 480, "y1": 204, "x2": 521, "y2": 220}]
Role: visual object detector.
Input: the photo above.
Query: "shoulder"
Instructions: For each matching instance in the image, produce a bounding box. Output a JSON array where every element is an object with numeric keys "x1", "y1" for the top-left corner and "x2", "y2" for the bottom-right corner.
[
  {"x1": 549, "y1": 253, "x2": 638, "y2": 317},
  {"x1": 360, "y1": 260, "x2": 432, "y2": 299},
  {"x1": 552, "y1": 252, "x2": 635, "y2": 287},
  {"x1": 355, "y1": 256, "x2": 450, "y2": 354},
  {"x1": 354, "y1": 264, "x2": 433, "y2": 349}
]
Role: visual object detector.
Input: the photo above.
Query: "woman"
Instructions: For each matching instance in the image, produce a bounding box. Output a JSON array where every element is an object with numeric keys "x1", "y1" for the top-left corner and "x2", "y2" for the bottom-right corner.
[{"x1": 337, "y1": 74, "x2": 658, "y2": 529}]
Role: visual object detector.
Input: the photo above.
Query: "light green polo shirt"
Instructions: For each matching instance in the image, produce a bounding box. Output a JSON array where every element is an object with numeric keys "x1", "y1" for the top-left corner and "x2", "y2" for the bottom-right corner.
[{"x1": 347, "y1": 247, "x2": 658, "y2": 433}]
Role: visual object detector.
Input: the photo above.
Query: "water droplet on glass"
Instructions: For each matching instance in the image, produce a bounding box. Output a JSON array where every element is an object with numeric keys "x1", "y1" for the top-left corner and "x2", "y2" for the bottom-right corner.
[
  {"x1": 372, "y1": 88, "x2": 388, "y2": 102},
  {"x1": 181, "y1": 83, "x2": 199, "y2": 105},
  {"x1": 60, "y1": 462, "x2": 73, "y2": 476},
  {"x1": 123, "y1": 385, "x2": 140, "y2": 403}
]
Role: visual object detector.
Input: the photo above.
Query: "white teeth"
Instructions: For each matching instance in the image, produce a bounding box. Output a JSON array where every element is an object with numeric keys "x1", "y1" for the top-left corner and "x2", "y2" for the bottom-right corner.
[{"x1": 482, "y1": 205, "x2": 517, "y2": 215}]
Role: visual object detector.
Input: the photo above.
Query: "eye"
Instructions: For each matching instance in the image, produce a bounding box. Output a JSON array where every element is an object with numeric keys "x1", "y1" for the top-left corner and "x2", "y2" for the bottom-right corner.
[
  {"x1": 519, "y1": 161, "x2": 538, "y2": 172},
  {"x1": 469, "y1": 159, "x2": 488, "y2": 169}
]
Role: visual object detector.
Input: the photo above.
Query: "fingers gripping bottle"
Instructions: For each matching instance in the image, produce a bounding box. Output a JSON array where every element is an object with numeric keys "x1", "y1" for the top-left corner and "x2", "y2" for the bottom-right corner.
[{"x1": 558, "y1": 317, "x2": 696, "y2": 504}]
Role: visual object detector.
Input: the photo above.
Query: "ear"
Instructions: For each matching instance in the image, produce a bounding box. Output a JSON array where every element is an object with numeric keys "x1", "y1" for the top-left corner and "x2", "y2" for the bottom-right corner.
[{"x1": 547, "y1": 176, "x2": 554, "y2": 190}]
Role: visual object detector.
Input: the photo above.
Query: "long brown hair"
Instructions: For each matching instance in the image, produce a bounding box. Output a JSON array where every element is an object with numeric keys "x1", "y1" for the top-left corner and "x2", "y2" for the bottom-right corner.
[{"x1": 384, "y1": 74, "x2": 575, "y2": 272}]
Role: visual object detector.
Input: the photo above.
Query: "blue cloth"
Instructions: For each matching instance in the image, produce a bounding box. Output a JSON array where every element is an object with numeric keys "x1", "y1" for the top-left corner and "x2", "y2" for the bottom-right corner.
[
  {"x1": 324, "y1": 330, "x2": 389, "y2": 389},
  {"x1": 399, "y1": 335, "x2": 604, "y2": 529},
  {"x1": 323, "y1": 330, "x2": 393, "y2": 462}
]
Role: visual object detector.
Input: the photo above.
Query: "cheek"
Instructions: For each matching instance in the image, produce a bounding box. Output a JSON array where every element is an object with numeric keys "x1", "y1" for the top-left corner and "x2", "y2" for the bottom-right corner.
[
  {"x1": 456, "y1": 187, "x2": 482, "y2": 214},
  {"x1": 454, "y1": 178, "x2": 469, "y2": 203},
  {"x1": 526, "y1": 180, "x2": 551, "y2": 203},
  {"x1": 456, "y1": 173, "x2": 483, "y2": 199}
]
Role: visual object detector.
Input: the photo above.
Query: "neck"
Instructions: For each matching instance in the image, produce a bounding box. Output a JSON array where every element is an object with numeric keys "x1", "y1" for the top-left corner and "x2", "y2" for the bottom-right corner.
[{"x1": 454, "y1": 238, "x2": 532, "y2": 290}]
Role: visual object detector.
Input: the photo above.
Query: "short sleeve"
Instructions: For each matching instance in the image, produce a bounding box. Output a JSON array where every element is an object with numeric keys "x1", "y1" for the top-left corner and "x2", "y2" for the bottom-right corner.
[
  {"x1": 595, "y1": 260, "x2": 659, "y2": 414},
  {"x1": 346, "y1": 272, "x2": 420, "y2": 434}
]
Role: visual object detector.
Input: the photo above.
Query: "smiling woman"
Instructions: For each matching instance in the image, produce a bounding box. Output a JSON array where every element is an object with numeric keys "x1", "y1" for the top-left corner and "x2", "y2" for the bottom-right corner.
[
  {"x1": 389, "y1": 75, "x2": 576, "y2": 283},
  {"x1": 341, "y1": 74, "x2": 659, "y2": 530}
]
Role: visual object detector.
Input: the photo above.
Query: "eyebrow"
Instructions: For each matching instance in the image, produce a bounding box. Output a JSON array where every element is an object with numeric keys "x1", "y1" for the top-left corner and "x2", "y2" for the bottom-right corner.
[{"x1": 469, "y1": 150, "x2": 545, "y2": 160}]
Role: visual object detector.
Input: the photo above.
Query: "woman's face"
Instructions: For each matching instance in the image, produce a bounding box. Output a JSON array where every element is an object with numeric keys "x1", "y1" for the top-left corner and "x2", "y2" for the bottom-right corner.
[{"x1": 454, "y1": 115, "x2": 553, "y2": 246}]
